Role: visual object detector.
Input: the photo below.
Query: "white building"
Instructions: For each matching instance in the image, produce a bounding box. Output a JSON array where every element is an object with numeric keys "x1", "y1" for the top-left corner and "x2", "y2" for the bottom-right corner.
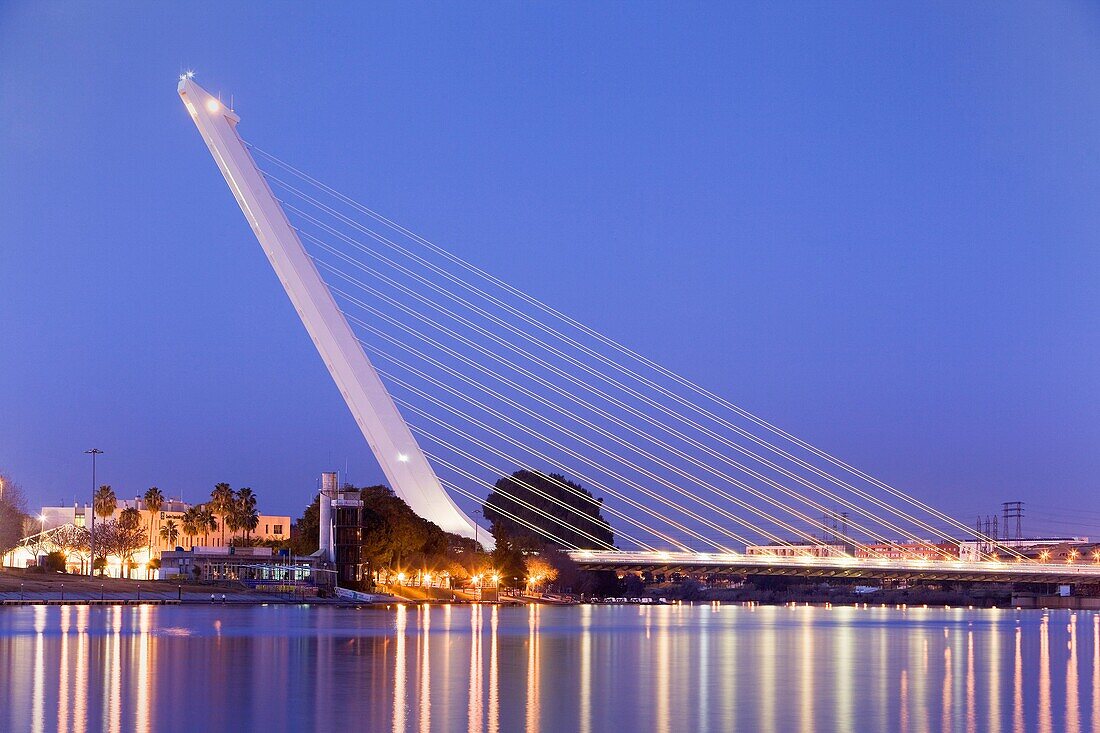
[{"x1": 4, "y1": 497, "x2": 291, "y2": 577}]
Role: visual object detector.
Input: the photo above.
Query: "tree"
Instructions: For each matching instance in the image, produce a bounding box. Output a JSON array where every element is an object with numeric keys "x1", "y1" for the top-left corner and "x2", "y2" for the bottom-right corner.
[
  {"x1": 240, "y1": 505, "x2": 259, "y2": 543},
  {"x1": 143, "y1": 487, "x2": 164, "y2": 553},
  {"x1": 210, "y1": 483, "x2": 234, "y2": 547},
  {"x1": 237, "y1": 487, "x2": 257, "y2": 514},
  {"x1": 181, "y1": 507, "x2": 201, "y2": 550},
  {"x1": 0, "y1": 473, "x2": 29, "y2": 557},
  {"x1": 89, "y1": 485, "x2": 117, "y2": 575},
  {"x1": 484, "y1": 470, "x2": 613, "y2": 550},
  {"x1": 119, "y1": 507, "x2": 141, "y2": 531},
  {"x1": 53, "y1": 524, "x2": 91, "y2": 573},
  {"x1": 197, "y1": 504, "x2": 218, "y2": 546},
  {"x1": 91, "y1": 519, "x2": 144, "y2": 575},
  {"x1": 289, "y1": 497, "x2": 320, "y2": 556},
  {"x1": 486, "y1": 529, "x2": 526, "y2": 589},
  {"x1": 235, "y1": 488, "x2": 259, "y2": 543},
  {"x1": 224, "y1": 504, "x2": 243, "y2": 542},
  {"x1": 360, "y1": 484, "x2": 448, "y2": 569},
  {"x1": 116, "y1": 509, "x2": 146, "y2": 577},
  {"x1": 524, "y1": 555, "x2": 559, "y2": 592},
  {"x1": 43, "y1": 551, "x2": 66, "y2": 572},
  {"x1": 159, "y1": 519, "x2": 180, "y2": 548},
  {"x1": 94, "y1": 485, "x2": 117, "y2": 520}
]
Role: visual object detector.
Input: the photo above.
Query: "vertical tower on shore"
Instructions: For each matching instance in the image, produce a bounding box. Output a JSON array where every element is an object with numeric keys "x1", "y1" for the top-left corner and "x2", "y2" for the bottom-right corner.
[{"x1": 318, "y1": 471, "x2": 338, "y2": 562}]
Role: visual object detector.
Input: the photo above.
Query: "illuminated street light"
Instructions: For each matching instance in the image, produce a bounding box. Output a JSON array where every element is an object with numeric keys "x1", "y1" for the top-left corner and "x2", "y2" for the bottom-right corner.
[
  {"x1": 84, "y1": 449, "x2": 103, "y2": 576},
  {"x1": 1039, "y1": 550, "x2": 1051, "y2": 563}
]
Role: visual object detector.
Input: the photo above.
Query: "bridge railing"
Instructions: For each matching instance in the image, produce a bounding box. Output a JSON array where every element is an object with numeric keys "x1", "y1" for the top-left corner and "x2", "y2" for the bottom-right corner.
[{"x1": 570, "y1": 550, "x2": 1100, "y2": 579}]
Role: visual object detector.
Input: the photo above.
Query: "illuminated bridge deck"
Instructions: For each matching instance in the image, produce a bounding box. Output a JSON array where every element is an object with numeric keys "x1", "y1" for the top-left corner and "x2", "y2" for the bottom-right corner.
[{"x1": 569, "y1": 551, "x2": 1100, "y2": 585}]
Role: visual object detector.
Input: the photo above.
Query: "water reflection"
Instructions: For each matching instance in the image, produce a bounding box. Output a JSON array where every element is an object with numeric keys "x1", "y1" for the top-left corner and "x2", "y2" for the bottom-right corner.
[
  {"x1": 525, "y1": 604, "x2": 539, "y2": 733},
  {"x1": 419, "y1": 604, "x2": 430, "y2": 733},
  {"x1": 2, "y1": 604, "x2": 1100, "y2": 731}
]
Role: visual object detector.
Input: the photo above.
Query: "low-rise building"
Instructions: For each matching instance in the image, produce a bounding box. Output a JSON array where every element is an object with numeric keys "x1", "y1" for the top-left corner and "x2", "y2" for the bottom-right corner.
[
  {"x1": 745, "y1": 543, "x2": 849, "y2": 558},
  {"x1": 160, "y1": 546, "x2": 334, "y2": 593},
  {"x1": 854, "y1": 541, "x2": 958, "y2": 560},
  {"x1": 36, "y1": 497, "x2": 290, "y2": 555},
  {"x1": 957, "y1": 537, "x2": 1091, "y2": 562},
  {"x1": 5, "y1": 497, "x2": 293, "y2": 577}
]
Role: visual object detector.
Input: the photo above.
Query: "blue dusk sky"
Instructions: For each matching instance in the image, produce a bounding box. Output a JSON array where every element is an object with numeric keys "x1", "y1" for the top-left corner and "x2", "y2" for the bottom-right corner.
[{"x1": 3, "y1": 2, "x2": 1100, "y2": 533}]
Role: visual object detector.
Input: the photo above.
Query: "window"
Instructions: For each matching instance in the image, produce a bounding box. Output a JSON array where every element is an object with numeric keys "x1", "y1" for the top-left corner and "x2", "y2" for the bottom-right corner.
[{"x1": 273, "y1": 525, "x2": 284, "y2": 535}]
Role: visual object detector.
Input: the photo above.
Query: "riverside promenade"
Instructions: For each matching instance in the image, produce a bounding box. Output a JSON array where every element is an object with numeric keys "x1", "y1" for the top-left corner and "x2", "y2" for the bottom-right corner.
[{"x1": 0, "y1": 568, "x2": 337, "y2": 605}]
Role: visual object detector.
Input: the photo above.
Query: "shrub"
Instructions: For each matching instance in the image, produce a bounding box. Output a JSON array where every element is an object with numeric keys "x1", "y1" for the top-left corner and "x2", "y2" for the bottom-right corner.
[{"x1": 43, "y1": 552, "x2": 67, "y2": 572}]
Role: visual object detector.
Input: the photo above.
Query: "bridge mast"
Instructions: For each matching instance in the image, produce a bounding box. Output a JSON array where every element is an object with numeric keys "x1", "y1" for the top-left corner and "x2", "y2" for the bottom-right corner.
[{"x1": 178, "y1": 77, "x2": 489, "y2": 546}]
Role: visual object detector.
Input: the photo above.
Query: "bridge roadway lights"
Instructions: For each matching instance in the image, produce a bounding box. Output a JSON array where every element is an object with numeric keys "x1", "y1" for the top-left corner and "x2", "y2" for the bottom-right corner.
[{"x1": 567, "y1": 551, "x2": 1100, "y2": 585}]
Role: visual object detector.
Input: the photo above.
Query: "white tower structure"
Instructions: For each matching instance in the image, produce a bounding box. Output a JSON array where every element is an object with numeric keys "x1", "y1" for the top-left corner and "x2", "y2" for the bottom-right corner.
[
  {"x1": 318, "y1": 471, "x2": 337, "y2": 562},
  {"x1": 179, "y1": 77, "x2": 489, "y2": 545}
]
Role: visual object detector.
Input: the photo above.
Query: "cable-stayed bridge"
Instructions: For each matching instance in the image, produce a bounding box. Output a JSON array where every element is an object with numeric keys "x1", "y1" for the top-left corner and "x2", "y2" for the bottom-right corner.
[{"x1": 179, "y1": 77, "x2": 1100, "y2": 586}]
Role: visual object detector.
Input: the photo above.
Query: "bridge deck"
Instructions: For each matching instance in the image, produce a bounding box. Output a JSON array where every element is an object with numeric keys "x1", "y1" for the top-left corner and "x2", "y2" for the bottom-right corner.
[{"x1": 569, "y1": 551, "x2": 1100, "y2": 585}]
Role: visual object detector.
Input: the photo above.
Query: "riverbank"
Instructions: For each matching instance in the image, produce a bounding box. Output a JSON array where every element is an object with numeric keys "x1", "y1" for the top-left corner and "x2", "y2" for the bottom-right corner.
[{"x1": 0, "y1": 567, "x2": 341, "y2": 605}]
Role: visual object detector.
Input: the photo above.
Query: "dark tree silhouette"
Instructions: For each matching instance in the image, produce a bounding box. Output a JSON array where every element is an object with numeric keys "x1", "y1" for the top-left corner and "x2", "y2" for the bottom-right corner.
[{"x1": 484, "y1": 470, "x2": 614, "y2": 550}]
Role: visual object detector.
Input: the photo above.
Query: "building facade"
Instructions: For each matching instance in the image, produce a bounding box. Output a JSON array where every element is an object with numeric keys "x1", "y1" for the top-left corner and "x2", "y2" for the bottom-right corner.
[
  {"x1": 5, "y1": 497, "x2": 293, "y2": 577},
  {"x1": 745, "y1": 543, "x2": 849, "y2": 558}
]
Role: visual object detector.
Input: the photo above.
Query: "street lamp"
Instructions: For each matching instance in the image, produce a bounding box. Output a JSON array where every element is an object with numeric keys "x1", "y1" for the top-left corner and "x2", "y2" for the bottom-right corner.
[
  {"x1": 473, "y1": 509, "x2": 483, "y2": 550},
  {"x1": 37, "y1": 514, "x2": 47, "y2": 561},
  {"x1": 85, "y1": 449, "x2": 103, "y2": 576}
]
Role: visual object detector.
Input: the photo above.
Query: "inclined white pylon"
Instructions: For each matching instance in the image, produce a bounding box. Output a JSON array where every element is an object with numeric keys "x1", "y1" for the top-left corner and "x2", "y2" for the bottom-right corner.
[{"x1": 179, "y1": 77, "x2": 491, "y2": 547}]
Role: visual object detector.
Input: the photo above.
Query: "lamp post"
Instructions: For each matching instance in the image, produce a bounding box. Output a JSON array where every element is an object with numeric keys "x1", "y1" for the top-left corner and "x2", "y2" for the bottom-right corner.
[
  {"x1": 84, "y1": 449, "x2": 103, "y2": 576},
  {"x1": 37, "y1": 514, "x2": 46, "y2": 562}
]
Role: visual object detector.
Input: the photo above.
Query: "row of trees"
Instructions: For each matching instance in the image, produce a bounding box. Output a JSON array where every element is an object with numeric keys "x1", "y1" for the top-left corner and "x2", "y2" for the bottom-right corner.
[
  {"x1": 89, "y1": 482, "x2": 263, "y2": 553},
  {"x1": 31, "y1": 519, "x2": 148, "y2": 576},
  {"x1": 2, "y1": 472, "x2": 274, "y2": 579}
]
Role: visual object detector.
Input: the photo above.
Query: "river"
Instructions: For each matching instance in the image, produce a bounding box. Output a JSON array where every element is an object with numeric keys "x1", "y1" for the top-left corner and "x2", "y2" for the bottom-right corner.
[{"x1": 0, "y1": 602, "x2": 1093, "y2": 732}]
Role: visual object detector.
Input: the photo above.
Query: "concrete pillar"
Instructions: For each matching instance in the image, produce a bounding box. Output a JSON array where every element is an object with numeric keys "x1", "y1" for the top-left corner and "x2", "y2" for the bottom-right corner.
[{"x1": 319, "y1": 472, "x2": 337, "y2": 562}]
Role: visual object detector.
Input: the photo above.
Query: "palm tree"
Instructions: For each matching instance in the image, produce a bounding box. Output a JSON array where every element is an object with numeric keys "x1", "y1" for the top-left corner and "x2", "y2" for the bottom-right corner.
[
  {"x1": 181, "y1": 507, "x2": 201, "y2": 550},
  {"x1": 246, "y1": 509, "x2": 260, "y2": 543},
  {"x1": 94, "y1": 485, "x2": 117, "y2": 521},
  {"x1": 224, "y1": 504, "x2": 243, "y2": 545},
  {"x1": 118, "y1": 507, "x2": 143, "y2": 578},
  {"x1": 159, "y1": 519, "x2": 180, "y2": 548},
  {"x1": 91, "y1": 485, "x2": 116, "y2": 576},
  {"x1": 210, "y1": 483, "x2": 234, "y2": 547},
  {"x1": 236, "y1": 488, "x2": 258, "y2": 543},
  {"x1": 143, "y1": 486, "x2": 164, "y2": 553},
  {"x1": 119, "y1": 507, "x2": 141, "y2": 530},
  {"x1": 237, "y1": 487, "x2": 257, "y2": 512},
  {"x1": 197, "y1": 504, "x2": 218, "y2": 547}
]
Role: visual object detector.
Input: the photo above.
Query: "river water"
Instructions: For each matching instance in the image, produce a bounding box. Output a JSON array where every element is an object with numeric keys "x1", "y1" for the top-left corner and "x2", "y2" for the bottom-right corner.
[{"x1": 0, "y1": 602, "x2": 1094, "y2": 732}]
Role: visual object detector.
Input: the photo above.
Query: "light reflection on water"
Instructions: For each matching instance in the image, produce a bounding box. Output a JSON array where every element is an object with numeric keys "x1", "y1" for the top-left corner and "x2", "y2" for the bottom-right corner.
[{"x1": 0, "y1": 604, "x2": 1099, "y2": 732}]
